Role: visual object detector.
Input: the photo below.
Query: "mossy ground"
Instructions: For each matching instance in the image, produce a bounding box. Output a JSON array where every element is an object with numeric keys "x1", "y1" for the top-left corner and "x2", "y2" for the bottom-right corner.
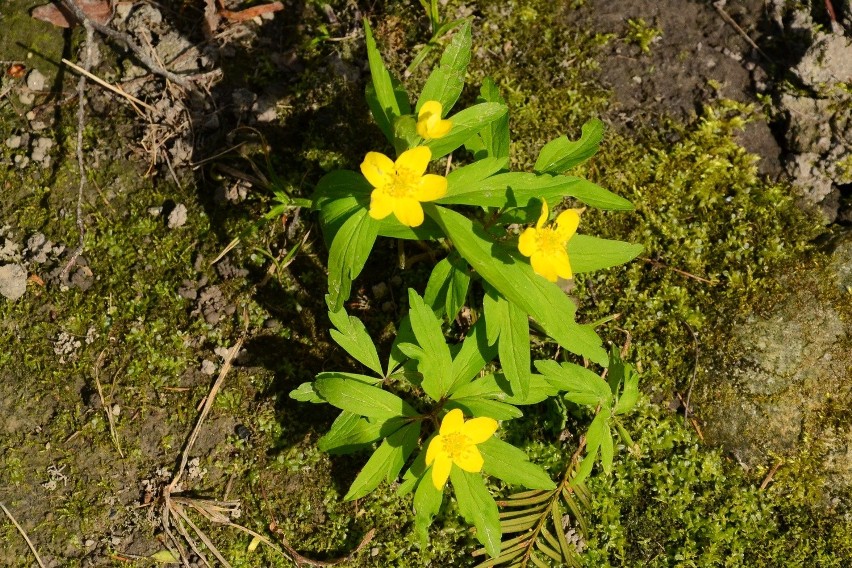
[{"x1": 1, "y1": 0, "x2": 851, "y2": 566}]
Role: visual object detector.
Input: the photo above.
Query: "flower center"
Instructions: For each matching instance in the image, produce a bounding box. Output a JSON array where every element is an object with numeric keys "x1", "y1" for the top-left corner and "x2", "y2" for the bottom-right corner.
[
  {"x1": 442, "y1": 432, "x2": 473, "y2": 460},
  {"x1": 385, "y1": 167, "x2": 420, "y2": 198},
  {"x1": 535, "y1": 227, "x2": 565, "y2": 255}
]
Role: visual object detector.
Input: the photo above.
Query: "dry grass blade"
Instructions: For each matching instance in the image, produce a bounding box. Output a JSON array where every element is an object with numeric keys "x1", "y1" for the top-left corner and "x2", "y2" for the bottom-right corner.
[
  {"x1": 0, "y1": 502, "x2": 47, "y2": 568},
  {"x1": 93, "y1": 351, "x2": 124, "y2": 457},
  {"x1": 61, "y1": 58, "x2": 157, "y2": 114}
]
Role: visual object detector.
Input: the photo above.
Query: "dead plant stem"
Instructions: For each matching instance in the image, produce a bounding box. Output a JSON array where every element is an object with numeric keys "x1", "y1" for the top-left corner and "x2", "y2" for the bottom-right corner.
[{"x1": 0, "y1": 502, "x2": 46, "y2": 568}]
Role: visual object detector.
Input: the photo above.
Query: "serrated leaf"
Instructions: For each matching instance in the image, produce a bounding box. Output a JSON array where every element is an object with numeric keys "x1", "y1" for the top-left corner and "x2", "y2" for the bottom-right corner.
[
  {"x1": 326, "y1": 208, "x2": 379, "y2": 312},
  {"x1": 534, "y1": 360, "x2": 612, "y2": 406},
  {"x1": 482, "y1": 283, "x2": 502, "y2": 345},
  {"x1": 448, "y1": 319, "x2": 497, "y2": 395},
  {"x1": 427, "y1": 205, "x2": 607, "y2": 365},
  {"x1": 318, "y1": 412, "x2": 407, "y2": 454},
  {"x1": 314, "y1": 376, "x2": 417, "y2": 419},
  {"x1": 480, "y1": 438, "x2": 555, "y2": 490},
  {"x1": 398, "y1": 437, "x2": 431, "y2": 497},
  {"x1": 289, "y1": 382, "x2": 323, "y2": 403},
  {"x1": 364, "y1": 20, "x2": 404, "y2": 139},
  {"x1": 497, "y1": 300, "x2": 531, "y2": 401},
  {"x1": 445, "y1": 157, "x2": 509, "y2": 190},
  {"x1": 313, "y1": 170, "x2": 371, "y2": 244},
  {"x1": 451, "y1": 468, "x2": 502, "y2": 558},
  {"x1": 413, "y1": 469, "x2": 444, "y2": 546},
  {"x1": 568, "y1": 235, "x2": 643, "y2": 273},
  {"x1": 328, "y1": 307, "x2": 383, "y2": 375},
  {"x1": 407, "y1": 290, "x2": 454, "y2": 400},
  {"x1": 423, "y1": 257, "x2": 453, "y2": 316},
  {"x1": 446, "y1": 397, "x2": 523, "y2": 420},
  {"x1": 344, "y1": 422, "x2": 420, "y2": 500},
  {"x1": 417, "y1": 20, "x2": 471, "y2": 114},
  {"x1": 387, "y1": 314, "x2": 416, "y2": 375},
  {"x1": 534, "y1": 119, "x2": 604, "y2": 174},
  {"x1": 425, "y1": 102, "x2": 508, "y2": 159},
  {"x1": 477, "y1": 78, "x2": 510, "y2": 159}
]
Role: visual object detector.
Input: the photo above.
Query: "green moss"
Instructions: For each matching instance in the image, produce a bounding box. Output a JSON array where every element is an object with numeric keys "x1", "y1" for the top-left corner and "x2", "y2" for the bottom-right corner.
[{"x1": 625, "y1": 18, "x2": 663, "y2": 54}]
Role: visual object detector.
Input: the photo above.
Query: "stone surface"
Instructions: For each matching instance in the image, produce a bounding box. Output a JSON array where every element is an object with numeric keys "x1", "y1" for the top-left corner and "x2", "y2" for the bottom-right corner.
[
  {"x1": 698, "y1": 230, "x2": 852, "y2": 489},
  {"x1": 0, "y1": 263, "x2": 27, "y2": 300}
]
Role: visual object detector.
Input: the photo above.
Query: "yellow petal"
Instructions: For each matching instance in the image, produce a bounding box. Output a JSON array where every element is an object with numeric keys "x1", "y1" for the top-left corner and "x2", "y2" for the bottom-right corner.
[
  {"x1": 551, "y1": 251, "x2": 573, "y2": 280},
  {"x1": 440, "y1": 408, "x2": 465, "y2": 435},
  {"x1": 555, "y1": 209, "x2": 581, "y2": 241},
  {"x1": 414, "y1": 174, "x2": 447, "y2": 202},
  {"x1": 530, "y1": 252, "x2": 559, "y2": 282},
  {"x1": 536, "y1": 200, "x2": 549, "y2": 229},
  {"x1": 425, "y1": 435, "x2": 442, "y2": 466},
  {"x1": 368, "y1": 189, "x2": 395, "y2": 220},
  {"x1": 454, "y1": 446, "x2": 484, "y2": 473},
  {"x1": 431, "y1": 454, "x2": 453, "y2": 490},
  {"x1": 461, "y1": 416, "x2": 498, "y2": 444},
  {"x1": 393, "y1": 197, "x2": 425, "y2": 227},
  {"x1": 417, "y1": 101, "x2": 443, "y2": 138},
  {"x1": 518, "y1": 228, "x2": 539, "y2": 257},
  {"x1": 395, "y1": 146, "x2": 431, "y2": 177},
  {"x1": 360, "y1": 152, "x2": 395, "y2": 188},
  {"x1": 429, "y1": 119, "x2": 453, "y2": 138},
  {"x1": 419, "y1": 100, "x2": 443, "y2": 120}
]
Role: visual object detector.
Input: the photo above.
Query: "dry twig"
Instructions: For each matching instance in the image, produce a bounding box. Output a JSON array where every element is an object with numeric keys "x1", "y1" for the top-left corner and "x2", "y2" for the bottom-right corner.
[
  {"x1": 0, "y1": 502, "x2": 46, "y2": 568},
  {"x1": 93, "y1": 350, "x2": 124, "y2": 457},
  {"x1": 61, "y1": 58, "x2": 156, "y2": 114},
  {"x1": 61, "y1": 22, "x2": 95, "y2": 284}
]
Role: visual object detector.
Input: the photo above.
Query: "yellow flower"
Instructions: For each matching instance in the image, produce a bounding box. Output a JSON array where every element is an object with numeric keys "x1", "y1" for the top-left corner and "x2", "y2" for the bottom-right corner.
[
  {"x1": 416, "y1": 100, "x2": 453, "y2": 140},
  {"x1": 518, "y1": 200, "x2": 583, "y2": 282},
  {"x1": 360, "y1": 146, "x2": 447, "y2": 227},
  {"x1": 425, "y1": 408, "x2": 498, "y2": 490}
]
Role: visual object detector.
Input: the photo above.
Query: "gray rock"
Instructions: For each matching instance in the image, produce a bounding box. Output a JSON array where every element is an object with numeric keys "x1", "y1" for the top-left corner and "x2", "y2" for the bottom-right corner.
[
  {"x1": 698, "y1": 231, "x2": 852, "y2": 491},
  {"x1": 0, "y1": 263, "x2": 27, "y2": 300},
  {"x1": 167, "y1": 204, "x2": 188, "y2": 229}
]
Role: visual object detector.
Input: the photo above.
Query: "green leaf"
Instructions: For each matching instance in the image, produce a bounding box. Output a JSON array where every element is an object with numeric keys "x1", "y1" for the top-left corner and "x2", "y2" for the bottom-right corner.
[
  {"x1": 314, "y1": 371, "x2": 382, "y2": 385},
  {"x1": 611, "y1": 350, "x2": 640, "y2": 415},
  {"x1": 318, "y1": 412, "x2": 408, "y2": 454},
  {"x1": 497, "y1": 299, "x2": 531, "y2": 401},
  {"x1": 425, "y1": 102, "x2": 508, "y2": 159},
  {"x1": 427, "y1": 205, "x2": 607, "y2": 365},
  {"x1": 289, "y1": 382, "x2": 323, "y2": 403},
  {"x1": 407, "y1": 290, "x2": 454, "y2": 400},
  {"x1": 314, "y1": 376, "x2": 417, "y2": 419},
  {"x1": 445, "y1": 157, "x2": 508, "y2": 189},
  {"x1": 387, "y1": 314, "x2": 416, "y2": 375},
  {"x1": 534, "y1": 119, "x2": 604, "y2": 174},
  {"x1": 375, "y1": 214, "x2": 443, "y2": 240},
  {"x1": 364, "y1": 20, "x2": 404, "y2": 134},
  {"x1": 344, "y1": 422, "x2": 420, "y2": 500},
  {"x1": 479, "y1": 438, "x2": 556, "y2": 490},
  {"x1": 451, "y1": 468, "x2": 502, "y2": 558},
  {"x1": 328, "y1": 307, "x2": 383, "y2": 375},
  {"x1": 398, "y1": 439, "x2": 431, "y2": 496},
  {"x1": 313, "y1": 170, "x2": 371, "y2": 244},
  {"x1": 444, "y1": 255, "x2": 470, "y2": 320},
  {"x1": 417, "y1": 20, "x2": 471, "y2": 114},
  {"x1": 556, "y1": 177, "x2": 634, "y2": 210},
  {"x1": 534, "y1": 360, "x2": 612, "y2": 407},
  {"x1": 477, "y1": 77, "x2": 510, "y2": 159},
  {"x1": 448, "y1": 319, "x2": 497, "y2": 395},
  {"x1": 423, "y1": 257, "x2": 453, "y2": 315},
  {"x1": 599, "y1": 415, "x2": 615, "y2": 475},
  {"x1": 438, "y1": 171, "x2": 623, "y2": 210},
  {"x1": 413, "y1": 469, "x2": 444, "y2": 546},
  {"x1": 326, "y1": 208, "x2": 379, "y2": 312},
  {"x1": 482, "y1": 285, "x2": 501, "y2": 346},
  {"x1": 568, "y1": 235, "x2": 643, "y2": 273},
  {"x1": 446, "y1": 396, "x2": 523, "y2": 420}
]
